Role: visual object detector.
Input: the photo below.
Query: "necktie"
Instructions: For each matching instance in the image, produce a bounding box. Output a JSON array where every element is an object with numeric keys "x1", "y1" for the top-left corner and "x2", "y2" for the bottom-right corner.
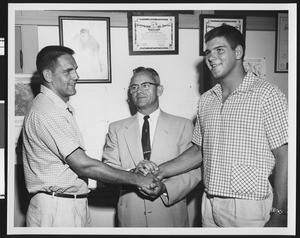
[{"x1": 142, "y1": 115, "x2": 151, "y2": 160}]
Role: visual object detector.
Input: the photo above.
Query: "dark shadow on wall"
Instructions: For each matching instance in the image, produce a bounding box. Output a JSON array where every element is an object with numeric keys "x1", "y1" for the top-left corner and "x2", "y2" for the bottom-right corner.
[
  {"x1": 127, "y1": 88, "x2": 137, "y2": 116},
  {"x1": 186, "y1": 181, "x2": 205, "y2": 227},
  {"x1": 195, "y1": 58, "x2": 218, "y2": 97},
  {"x1": 88, "y1": 183, "x2": 120, "y2": 227}
]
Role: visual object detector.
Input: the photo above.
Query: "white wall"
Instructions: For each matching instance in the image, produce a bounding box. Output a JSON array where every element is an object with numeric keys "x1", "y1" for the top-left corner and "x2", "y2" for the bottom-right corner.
[{"x1": 245, "y1": 30, "x2": 288, "y2": 97}]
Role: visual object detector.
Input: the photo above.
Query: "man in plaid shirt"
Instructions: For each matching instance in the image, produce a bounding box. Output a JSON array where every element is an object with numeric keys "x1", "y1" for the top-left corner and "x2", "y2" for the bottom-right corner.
[
  {"x1": 22, "y1": 45, "x2": 157, "y2": 227},
  {"x1": 140, "y1": 25, "x2": 288, "y2": 227}
]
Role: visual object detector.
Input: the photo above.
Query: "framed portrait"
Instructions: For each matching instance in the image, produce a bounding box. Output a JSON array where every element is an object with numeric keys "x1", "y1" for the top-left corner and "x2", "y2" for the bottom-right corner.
[
  {"x1": 275, "y1": 12, "x2": 288, "y2": 73},
  {"x1": 199, "y1": 15, "x2": 246, "y2": 56},
  {"x1": 59, "y1": 16, "x2": 112, "y2": 83},
  {"x1": 128, "y1": 12, "x2": 179, "y2": 55}
]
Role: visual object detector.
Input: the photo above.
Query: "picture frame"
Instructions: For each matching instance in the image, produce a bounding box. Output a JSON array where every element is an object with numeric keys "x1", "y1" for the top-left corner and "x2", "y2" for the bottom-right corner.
[
  {"x1": 59, "y1": 16, "x2": 112, "y2": 83},
  {"x1": 199, "y1": 15, "x2": 246, "y2": 56},
  {"x1": 128, "y1": 12, "x2": 179, "y2": 55},
  {"x1": 275, "y1": 12, "x2": 288, "y2": 73}
]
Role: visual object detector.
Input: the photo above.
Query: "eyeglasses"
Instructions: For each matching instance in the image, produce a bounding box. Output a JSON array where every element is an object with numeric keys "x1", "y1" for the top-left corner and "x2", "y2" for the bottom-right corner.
[{"x1": 129, "y1": 82, "x2": 160, "y2": 94}]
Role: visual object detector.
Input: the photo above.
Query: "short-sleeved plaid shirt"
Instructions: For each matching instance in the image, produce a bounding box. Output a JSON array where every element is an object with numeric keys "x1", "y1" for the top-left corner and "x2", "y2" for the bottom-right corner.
[
  {"x1": 192, "y1": 72, "x2": 288, "y2": 200},
  {"x1": 22, "y1": 85, "x2": 89, "y2": 194}
]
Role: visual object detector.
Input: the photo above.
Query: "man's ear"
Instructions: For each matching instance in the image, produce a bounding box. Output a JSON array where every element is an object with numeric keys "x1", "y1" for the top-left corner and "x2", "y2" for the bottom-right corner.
[
  {"x1": 235, "y1": 45, "x2": 244, "y2": 60},
  {"x1": 42, "y1": 69, "x2": 52, "y2": 83},
  {"x1": 157, "y1": 85, "x2": 164, "y2": 97}
]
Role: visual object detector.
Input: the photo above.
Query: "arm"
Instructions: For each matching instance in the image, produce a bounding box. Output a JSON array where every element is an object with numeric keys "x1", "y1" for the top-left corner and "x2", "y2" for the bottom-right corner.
[
  {"x1": 141, "y1": 167, "x2": 202, "y2": 204},
  {"x1": 140, "y1": 120, "x2": 202, "y2": 201},
  {"x1": 157, "y1": 143, "x2": 202, "y2": 180},
  {"x1": 102, "y1": 123, "x2": 133, "y2": 171},
  {"x1": 162, "y1": 167, "x2": 202, "y2": 205},
  {"x1": 265, "y1": 143, "x2": 288, "y2": 227},
  {"x1": 66, "y1": 148, "x2": 156, "y2": 189},
  {"x1": 102, "y1": 124, "x2": 123, "y2": 169},
  {"x1": 262, "y1": 88, "x2": 288, "y2": 227}
]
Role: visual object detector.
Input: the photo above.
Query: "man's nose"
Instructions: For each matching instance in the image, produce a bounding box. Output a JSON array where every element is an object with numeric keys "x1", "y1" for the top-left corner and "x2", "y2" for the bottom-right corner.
[
  {"x1": 207, "y1": 51, "x2": 217, "y2": 61},
  {"x1": 137, "y1": 85, "x2": 145, "y2": 93},
  {"x1": 72, "y1": 70, "x2": 79, "y2": 80}
]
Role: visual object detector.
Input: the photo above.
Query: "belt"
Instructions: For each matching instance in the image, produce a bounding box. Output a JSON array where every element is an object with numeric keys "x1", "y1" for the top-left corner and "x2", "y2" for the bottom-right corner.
[
  {"x1": 206, "y1": 193, "x2": 232, "y2": 199},
  {"x1": 31, "y1": 191, "x2": 89, "y2": 199}
]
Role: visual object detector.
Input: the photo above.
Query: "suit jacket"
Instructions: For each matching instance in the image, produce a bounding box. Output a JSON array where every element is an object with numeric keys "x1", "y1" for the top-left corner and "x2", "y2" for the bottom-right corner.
[{"x1": 102, "y1": 110, "x2": 201, "y2": 227}]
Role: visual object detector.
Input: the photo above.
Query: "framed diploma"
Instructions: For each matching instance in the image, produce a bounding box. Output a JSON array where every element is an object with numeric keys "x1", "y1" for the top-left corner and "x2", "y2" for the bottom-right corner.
[
  {"x1": 128, "y1": 12, "x2": 179, "y2": 55},
  {"x1": 199, "y1": 15, "x2": 246, "y2": 56},
  {"x1": 275, "y1": 12, "x2": 288, "y2": 73}
]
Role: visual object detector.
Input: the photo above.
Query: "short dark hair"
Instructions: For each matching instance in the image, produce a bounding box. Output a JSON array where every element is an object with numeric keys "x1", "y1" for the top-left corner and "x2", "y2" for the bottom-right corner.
[
  {"x1": 205, "y1": 24, "x2": 245, "y2": 58},
  {"x1": 36, "y1": 45, "x2": 75, "y2": 78},
  {"x1": 131, "y1": 66, "x2": 161, "y2": 85}
]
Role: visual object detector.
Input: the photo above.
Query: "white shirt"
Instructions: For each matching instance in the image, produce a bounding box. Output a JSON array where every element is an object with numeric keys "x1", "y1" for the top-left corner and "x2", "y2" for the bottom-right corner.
[{"x1": 137, "y1": 108, "x2": 160, "y2": 147}]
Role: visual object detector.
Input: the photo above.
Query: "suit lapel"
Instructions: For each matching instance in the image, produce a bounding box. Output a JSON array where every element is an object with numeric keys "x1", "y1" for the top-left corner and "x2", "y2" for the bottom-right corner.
[
  {"x1": 151, "y1": 111, "x2": 171, "y2": 164},
  {"x1": 124, "y1": 115, "x2": 144, "y2": 166}
]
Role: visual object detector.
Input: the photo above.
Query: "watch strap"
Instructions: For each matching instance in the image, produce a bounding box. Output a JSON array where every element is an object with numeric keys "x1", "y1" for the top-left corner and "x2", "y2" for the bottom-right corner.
[{"x1": 270, "y1": 207, "x2": 287, "y2": 216}]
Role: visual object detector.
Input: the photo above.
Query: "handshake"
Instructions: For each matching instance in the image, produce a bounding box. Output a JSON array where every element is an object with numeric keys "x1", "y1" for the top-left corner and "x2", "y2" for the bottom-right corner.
[{"x1": 132, "y1": 160, "x2": 167, "y2": 199}]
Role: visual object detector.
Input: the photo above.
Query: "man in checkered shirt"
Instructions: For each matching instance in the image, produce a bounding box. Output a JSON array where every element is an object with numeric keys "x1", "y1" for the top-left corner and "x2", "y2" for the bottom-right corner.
[
  {"x1": 140, "y1": 25, "x2": 288, "y2": 227},
  {"x1": 22, "y1": 45, "x2": 157, "y2": 227}
]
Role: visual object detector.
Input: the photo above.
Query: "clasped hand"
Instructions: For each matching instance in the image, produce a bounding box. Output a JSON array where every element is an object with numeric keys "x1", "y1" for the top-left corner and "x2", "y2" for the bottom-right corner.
[{"x1": 134, "y1": 160, "x2": 166, "y2": 199}]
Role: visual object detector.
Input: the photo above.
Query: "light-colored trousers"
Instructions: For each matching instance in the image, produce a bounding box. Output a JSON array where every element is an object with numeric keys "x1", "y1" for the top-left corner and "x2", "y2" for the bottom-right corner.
[
  {"x1": 201, "y1": 192, "x2": 273, "y2": 227},
  {"x1": 26, "y1": 193, "x2": 92, "y2": 227}
]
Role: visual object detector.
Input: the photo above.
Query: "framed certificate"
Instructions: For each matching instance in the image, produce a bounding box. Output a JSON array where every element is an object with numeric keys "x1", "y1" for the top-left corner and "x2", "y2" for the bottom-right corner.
[
  {"x1": 199, "y1": 15, "x2": 246, "y2": 56},
  {"x1": 128, "y1": 12, "x2": 179, "y2": 55}
]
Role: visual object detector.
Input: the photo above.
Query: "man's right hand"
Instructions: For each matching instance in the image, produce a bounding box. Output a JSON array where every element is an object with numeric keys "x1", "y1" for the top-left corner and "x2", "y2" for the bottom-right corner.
[{"x1": 134, "y1": 160, "x2": 159, "y2": 176}]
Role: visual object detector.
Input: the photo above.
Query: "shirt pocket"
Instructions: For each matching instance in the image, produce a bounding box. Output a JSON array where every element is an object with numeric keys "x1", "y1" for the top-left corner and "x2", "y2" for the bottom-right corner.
[{"x1": 230, "y1": 164, "x2": 258, "y2": 195}]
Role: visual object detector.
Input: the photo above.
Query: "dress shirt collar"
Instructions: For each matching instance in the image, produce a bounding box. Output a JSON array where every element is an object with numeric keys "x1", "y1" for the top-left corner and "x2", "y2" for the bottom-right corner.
[
  {"x1": 210, "y1": 71, "x2": 256, "y2": 99},
  {"x1": 137, "y1": 108, "x2": 161, "y2": 124},
  {"x1": 40, "y1": 85, "x2": 73, "y2": 113}
]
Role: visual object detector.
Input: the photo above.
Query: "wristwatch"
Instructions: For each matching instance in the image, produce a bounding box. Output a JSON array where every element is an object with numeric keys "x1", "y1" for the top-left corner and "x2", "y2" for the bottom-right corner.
[{"x1": 270, "y1": 207, "x2": 287, "y2": 216}]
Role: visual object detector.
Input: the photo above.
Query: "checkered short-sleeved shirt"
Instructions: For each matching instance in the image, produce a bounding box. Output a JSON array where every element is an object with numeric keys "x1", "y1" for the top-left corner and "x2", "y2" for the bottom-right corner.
[
  {"x1": 192, "y1": 72, "x2": 288, "y2": 200},
  {"x1": 22, "y1": 85, "x2": 89, "y2": 194}
]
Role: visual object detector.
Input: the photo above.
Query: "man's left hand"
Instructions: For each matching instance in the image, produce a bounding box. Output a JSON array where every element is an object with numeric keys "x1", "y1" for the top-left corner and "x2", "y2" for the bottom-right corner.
[{"x1": 139, "y1": 179, "x2": 167, "y2": 199}]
